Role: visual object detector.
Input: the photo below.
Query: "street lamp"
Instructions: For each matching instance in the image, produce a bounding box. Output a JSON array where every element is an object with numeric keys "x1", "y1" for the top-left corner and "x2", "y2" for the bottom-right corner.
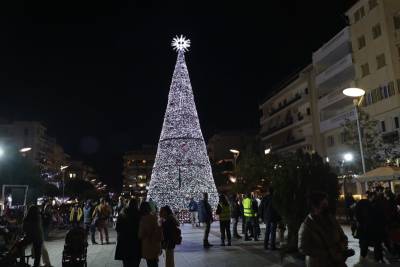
[
  {"x1": 60, "y1": 165, "x2": 69, "y2": 203},
  {"x1": 264, "y1": 148, "x2": 271, "y2": 155},
  {"x1": 19, "y1": 147, "x2": 32, "y2": 153},
  {"x1": 343, "y1": 87, "x2": 366, "y2": 174},
  {"x1": 0, "y1": 147, "x2": 4, "y2": 158},
  {"x1": 229, "y1": 149, "x2": 240, "y2": 169},
  {"x1": 229, "y1": 149, "x2": 240, "y2": 184},
  {"x1": 343, "y1": 153, "x2": 354, "y2": 162}
]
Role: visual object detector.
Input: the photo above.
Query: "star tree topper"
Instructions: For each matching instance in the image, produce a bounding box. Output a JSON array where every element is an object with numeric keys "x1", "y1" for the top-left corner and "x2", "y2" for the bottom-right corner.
[{"x1": 172, "y1": 35, "x2": 191, "y2": 52}]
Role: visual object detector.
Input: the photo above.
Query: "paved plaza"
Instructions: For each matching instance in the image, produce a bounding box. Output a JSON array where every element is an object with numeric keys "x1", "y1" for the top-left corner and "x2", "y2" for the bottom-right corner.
[{"x1": 39, "y1": 223, "x2": 400, "y2": 267}]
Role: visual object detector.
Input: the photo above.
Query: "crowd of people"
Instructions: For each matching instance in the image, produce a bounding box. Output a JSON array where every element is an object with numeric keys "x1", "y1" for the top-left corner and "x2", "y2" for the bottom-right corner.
[
  {"x1": 2, "y1": 185, "x2": 400, "y2": 266},
  {"x1": 189, "y1": 189, "x2": 283, "y2": 250}
]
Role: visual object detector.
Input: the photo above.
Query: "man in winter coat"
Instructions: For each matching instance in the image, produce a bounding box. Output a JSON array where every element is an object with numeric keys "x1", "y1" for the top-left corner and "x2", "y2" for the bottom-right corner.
[
  {"x1": 198, "y1": 192, "x2": 213, "y2": 248},
  {"x1": 230, "y1": 194, "x2": 242, "y2": 239},
  {"x1": 243, "y1": 193, "x2": 258, "y2": 241},
  {"x1": 298, "y1": 192, "x2": 348, "y2": 267},
  {"x1": 259, "y1": 187, "x2": 281, "y2": 250},
  {"x1": 355, "y1": 191, "x2": 386, "y2": 263}
]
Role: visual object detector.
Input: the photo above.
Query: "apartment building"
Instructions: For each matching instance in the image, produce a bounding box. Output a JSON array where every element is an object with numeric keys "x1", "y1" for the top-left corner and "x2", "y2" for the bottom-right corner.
[
  {"x1": 346, "y1": 0, "x2": 400, "y2": 148},
  {"x1": 313, "y1": 27, "x2": 358, "y2": 164},
  {"x1": 0, "y1": 121, "x2": 68, "y2": 173},
  {"x1": 259, "y1": 65, "x2": 320, "y2": 154},
  {"x1": 122, "y1": 145, "x2": 156, "y2": 196}
]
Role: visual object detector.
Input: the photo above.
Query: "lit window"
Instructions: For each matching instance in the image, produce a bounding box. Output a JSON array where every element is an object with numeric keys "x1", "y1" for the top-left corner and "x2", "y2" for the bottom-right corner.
[{"x1": 376, "y1": 53, "x2": 386, "y2": 69}]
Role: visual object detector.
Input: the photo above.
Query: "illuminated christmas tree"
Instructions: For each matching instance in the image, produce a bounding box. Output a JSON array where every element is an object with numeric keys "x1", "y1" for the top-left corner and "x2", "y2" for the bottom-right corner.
[{"x1": 147, "y1": 35, "x2": 218, "y2": 211}]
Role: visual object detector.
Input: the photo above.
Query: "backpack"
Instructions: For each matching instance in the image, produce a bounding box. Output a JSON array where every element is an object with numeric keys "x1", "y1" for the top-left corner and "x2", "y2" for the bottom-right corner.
[{"x1": 172, "y1": 225, "x2": 182, "y2": 245}]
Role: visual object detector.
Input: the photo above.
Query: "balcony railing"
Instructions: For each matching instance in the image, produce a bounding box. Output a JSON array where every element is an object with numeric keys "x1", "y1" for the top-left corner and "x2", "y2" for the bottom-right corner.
[
  {"x1": 261, "y1": 118, "x2": 294, "y2": 138},
  {"x1": 382, "y1": 130, "x2": 399, "y2": 144},
  {"x1": 269, "y1": 93, "x2": 302, "y2": 116},
  {"x1": 261, "y1": 113, "x2": 306, "y2": 138},
  {"x1": 274, "y1": 138, "x2": 306, "y2": 151},
  {"x1": 315, "y1": 54, "x2": 353, "y2": 87}
]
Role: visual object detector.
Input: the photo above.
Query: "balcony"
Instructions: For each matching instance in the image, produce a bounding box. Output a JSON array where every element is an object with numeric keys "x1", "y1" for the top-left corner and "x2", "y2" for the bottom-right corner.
[
  {"x1": 261, "y1": 113, "x2": 308, "y2": 140},
  {"x1": 269, "y1": 93, "x2": 302, "y2": 116},
  {"x1": 313, "y1": 27, "x2": 351, "y2": 65},
  {"x1": 382, "y1": 131, "x2": 399, "y2": 144},
  {"x1": 274, "y1": 137, "x2": 306, "y2": 151},
  {"x1": 320, "y1": 109, "x2": 356, "y2": 133},
  {"x1": 316, "y1": 54, "x2": 354, "y2": 88}
]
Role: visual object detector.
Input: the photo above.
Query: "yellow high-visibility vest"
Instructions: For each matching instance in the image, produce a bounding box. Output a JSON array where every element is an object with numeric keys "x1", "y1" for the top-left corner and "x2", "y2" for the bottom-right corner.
[
  {"x1": 218, "y1": 203, "x2": 231, "y2": 221},
  {"x1": 242, "y1": 197, "x2": 254, "y2": 218}
]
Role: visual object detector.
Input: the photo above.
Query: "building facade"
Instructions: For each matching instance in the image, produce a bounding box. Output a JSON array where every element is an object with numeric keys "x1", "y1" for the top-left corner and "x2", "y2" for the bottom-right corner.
[
  {"x1": 313, "y1": 27, "x2": 358, "y2": 164},
  {"x1": 122, "y1": 145, "x2": 156, "y2": 196},
  {"x1": 260, "y1": 0, "x2": 400, "y2": 167},
  {"x1": 346, "y1": 0, "x2": 400, "y2": 150},
  {"x1": 259, "y1": 65, "x2": 320, "y2": 154},
  {"x1": 0, "y1": 121, "x2": 68, "y2": 176}
]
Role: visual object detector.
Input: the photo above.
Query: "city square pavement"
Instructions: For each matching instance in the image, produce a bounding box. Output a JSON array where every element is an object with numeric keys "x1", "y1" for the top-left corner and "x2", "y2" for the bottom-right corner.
[{"x1": 39, "y1": 223, "x2": 400, "y2": 267}]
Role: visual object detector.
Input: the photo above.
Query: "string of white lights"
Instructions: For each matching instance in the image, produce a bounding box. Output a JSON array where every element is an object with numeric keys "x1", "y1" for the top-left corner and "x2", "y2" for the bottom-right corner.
[{"x1": 147, "y1": 36, "x2": 218, "y2": 211}]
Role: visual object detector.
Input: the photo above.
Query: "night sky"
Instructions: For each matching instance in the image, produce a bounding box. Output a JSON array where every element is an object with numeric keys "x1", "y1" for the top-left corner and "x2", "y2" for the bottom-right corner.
[{"x1": 0, "y1": 1, "x2": 355, "y2": 190}]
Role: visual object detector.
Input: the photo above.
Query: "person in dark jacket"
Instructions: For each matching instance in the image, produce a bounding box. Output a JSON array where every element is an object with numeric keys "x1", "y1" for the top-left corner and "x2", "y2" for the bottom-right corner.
[
  {"x1": 160, "y1": 205, "x2": 179, "y2": 267},
  {"x1": 230, "y1": 194, "x2": 242, "y2": 239},
  {"x1": 115, "y1": 198, "x2": 142, "y2": 267},
  {"x1": 259, "y1": 187, "x2": 281, "y2": 250},
  {"x1": 355, "y1": 191, "x2": 386, "y2": 263},
  {"x1": 188, "y1": 198, "x2": 199, "y2": 227},
  {"x1": 83, "y1": 200, "x2": 97, "y2": 245},
  {"x1": 41, "y1": 200, "x2": 52, "y2": 241},
  {"x1": 23, "y1": 205, "x2": 44, "y2": 267},
  {"x1": 216, "y1": 194, "x2": 231, "y2": 246},
  {"x1": 198, "y1": 192, "x2": 213, "y2": 248}
]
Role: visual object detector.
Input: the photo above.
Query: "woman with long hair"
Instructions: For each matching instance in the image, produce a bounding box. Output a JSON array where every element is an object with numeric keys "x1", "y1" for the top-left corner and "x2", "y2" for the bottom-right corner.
[{"x1": 139, "y1": 202, "x2": 162, "y2": 267}]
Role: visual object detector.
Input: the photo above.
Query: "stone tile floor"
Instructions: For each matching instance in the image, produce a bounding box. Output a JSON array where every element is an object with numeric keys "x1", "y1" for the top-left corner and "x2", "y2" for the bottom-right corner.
[{"x1": 36, "y1": 223, "x2": 400, "y2": 267}]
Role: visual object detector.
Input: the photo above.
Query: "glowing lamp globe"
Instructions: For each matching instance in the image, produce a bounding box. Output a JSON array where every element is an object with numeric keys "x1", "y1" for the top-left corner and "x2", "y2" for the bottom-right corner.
[
  {"x1": 343, "y1": 88, "x2": 365, "y2": 98},
  {"x1": 343, "y1": 153, "x2": 354, "y2": 162}
]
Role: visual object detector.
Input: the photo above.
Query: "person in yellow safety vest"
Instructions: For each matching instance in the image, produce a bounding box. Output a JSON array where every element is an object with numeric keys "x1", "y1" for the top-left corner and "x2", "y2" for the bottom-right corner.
[
  {"x1": 70, "y1": 203, "x2": 83, "y2": 227},
  {"x1": 243, "y1": 193, "x2": 258, "y2": 241},
  {"x1": 216, "y1": 194, "x2": 231, "y2": 246}
]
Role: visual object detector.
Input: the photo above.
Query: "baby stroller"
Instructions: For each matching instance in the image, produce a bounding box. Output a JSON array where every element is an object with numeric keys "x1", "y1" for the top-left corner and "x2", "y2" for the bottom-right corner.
[{"x1": 62, "y1": 226, "x2": 88, "y2": 267}]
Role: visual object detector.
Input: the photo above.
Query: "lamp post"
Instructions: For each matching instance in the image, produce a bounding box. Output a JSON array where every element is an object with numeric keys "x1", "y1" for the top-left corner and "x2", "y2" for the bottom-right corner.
[
  {"x1": 342, "y1": 153, "x2": 354, "y2": 195},
  {"x1": 229, "y1": 149, "x2": 240, "y2": 184},
  {"x1": 60, "y1": 165, "x2": 69, "y2": 203},
  {"x1": 343, "y1": 88, "x2": 366, "y2": 175},
  {"x1": 229, "y1": 149, "x2": 240, "y2": 169}
]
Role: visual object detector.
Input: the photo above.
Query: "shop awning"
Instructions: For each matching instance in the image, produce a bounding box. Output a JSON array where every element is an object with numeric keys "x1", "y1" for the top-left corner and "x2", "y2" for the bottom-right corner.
[{"x1": 357, "y1": 166, "x2": 400, "y2": 182}]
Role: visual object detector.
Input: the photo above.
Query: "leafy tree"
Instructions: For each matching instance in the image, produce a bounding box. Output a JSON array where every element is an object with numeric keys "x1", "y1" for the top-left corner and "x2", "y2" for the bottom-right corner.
[
  {"x1": 65, "y1": 179, "x2": 98, "y2": 199},
  {"x1": 270, "y1": 150, "x2": 338, "y2": 251},
  {"x1": 43, "y1": 183, "x2": 60, "y2": 197},
  {"x1": 234, "y1": 147, "x2": 271, "y2": 193},
  {"x1": 343, "y1": 109, "x2": 400, "y2": 171}
]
